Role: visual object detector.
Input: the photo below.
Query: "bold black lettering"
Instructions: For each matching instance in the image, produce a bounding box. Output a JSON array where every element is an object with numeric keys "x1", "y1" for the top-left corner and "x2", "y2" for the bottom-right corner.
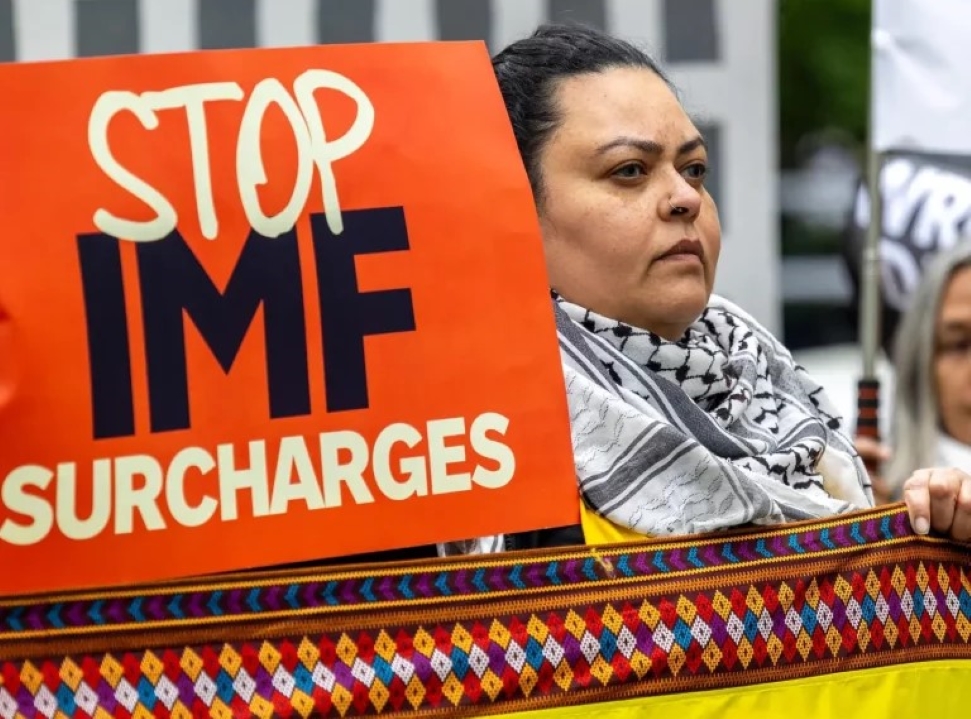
[
  {"x1": 311, "y1": 208, "x2": 416, "y2": 412},
  {"x1": 77, "y1": 233, "x2": 135, "y2": 439},
  {"x1": 136, "y1": 228, "x2": 310, "y2": 433}
]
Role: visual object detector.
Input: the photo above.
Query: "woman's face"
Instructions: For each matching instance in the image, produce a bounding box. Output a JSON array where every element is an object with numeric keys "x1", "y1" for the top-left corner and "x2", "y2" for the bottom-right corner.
[
  {"x1": 536, "y1": 66, "x2": 721, "y2": 339},
  {"x1": 936, "y1": 265, "x2": 971, "y2": 444}
]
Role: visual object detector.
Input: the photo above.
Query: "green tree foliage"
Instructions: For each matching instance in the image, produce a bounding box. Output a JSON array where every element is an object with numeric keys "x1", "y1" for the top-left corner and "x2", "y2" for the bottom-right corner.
[{"x1": 778, "y1": 0, "x2": 871, "y2": 168}]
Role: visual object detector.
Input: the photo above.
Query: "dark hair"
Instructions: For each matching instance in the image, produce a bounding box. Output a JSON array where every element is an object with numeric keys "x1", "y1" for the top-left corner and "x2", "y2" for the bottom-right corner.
[{"x1": 492, "y1": 23, "x2": 670, "y2": 203}]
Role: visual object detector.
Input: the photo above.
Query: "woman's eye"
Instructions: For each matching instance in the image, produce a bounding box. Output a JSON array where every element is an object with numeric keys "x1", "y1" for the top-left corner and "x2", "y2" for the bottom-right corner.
[
  {"x1": 612, "y1": 163, "x2": 645, "y2": 180},
  {"x1": 938, "y1": 339, "x2": 971, "y2": 356},
  {"x1": 683, "y1": 162, "x2": 708, "y2": 181}
]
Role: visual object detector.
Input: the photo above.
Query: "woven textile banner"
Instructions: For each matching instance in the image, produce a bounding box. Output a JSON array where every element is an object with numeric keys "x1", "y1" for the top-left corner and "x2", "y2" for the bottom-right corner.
[
  {"x1": 2, "y1": 505, "x2": 970, "y2": 717},
  {"x1": 0, "y1": 42, "x2": 579, "y2": 596}
]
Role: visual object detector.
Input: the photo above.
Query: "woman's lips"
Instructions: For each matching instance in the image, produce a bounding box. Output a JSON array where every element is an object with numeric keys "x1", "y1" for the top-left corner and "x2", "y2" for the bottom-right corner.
[{"x1": 657, "y1": 238, "x2": 704, "y2": 263}]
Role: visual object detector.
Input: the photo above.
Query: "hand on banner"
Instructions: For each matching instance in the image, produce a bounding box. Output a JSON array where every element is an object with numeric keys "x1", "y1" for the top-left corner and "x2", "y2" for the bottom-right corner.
[
  {"x1": 903, "y1": 467, "x2": 971, "y2": 542},
  {"x1": 854, "y1": 435, "x2": 894, "y2": 504}
]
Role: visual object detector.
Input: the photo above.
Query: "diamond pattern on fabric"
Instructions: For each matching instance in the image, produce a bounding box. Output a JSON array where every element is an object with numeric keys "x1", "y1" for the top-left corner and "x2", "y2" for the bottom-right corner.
[
  {"x1": 2, "y1": 559, "x2": 970, "y2": 716},
  {"x1": 3, "y1": 508, "x2": 971, "y2": 716}
]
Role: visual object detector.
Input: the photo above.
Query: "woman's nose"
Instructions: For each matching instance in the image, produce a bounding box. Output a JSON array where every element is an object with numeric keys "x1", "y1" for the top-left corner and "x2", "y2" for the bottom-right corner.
[{"x1": 660, "y1": 179, "x2": 702, "y2": 220}]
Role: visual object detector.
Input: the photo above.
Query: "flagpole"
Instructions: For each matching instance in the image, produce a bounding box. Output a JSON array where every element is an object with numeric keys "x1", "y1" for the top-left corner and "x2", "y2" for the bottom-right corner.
[{"x1": 856, "y1": 8, "x2": 883, "y2": 482}]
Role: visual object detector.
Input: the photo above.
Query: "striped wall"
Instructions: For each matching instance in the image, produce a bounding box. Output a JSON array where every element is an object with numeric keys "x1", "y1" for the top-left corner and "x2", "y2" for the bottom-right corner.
[{"x1": 0, "y1": 0, "x2": 780, "y2": 332}]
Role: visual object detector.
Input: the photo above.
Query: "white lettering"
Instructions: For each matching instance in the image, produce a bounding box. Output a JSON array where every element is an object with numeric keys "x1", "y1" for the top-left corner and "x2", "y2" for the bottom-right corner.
[
  {"x1": 114, "y1": 455, "x2": 166, "y2": 534},
  {"x1": 911, "y1": 179, "x2": 971, "y2": 253},
  {"x1": 88, "y1": 70, "x2": 374, "y2": 243},
  {"x1": 166, "y1": 447, "x2": 218, "y2": 528},
  {"x1": 88, "y1": 91, "x2": 178, "y2": 241},
  {"x1": 320, "y1": 431, "x2": 374, "y2": 507},
  {"x1": 372, "y1": 423, "x2": 427, "y2": 500},
  {"x1": 292, "y1": 70, "x2": 375, "y2": 235},
  {"x1": 236, "y1": 78, "x2": 315, "y2": 239},
  {"x1": 56, "y1": 460, "x2": 112, "y2": 540},
  {"x1": 470, "y1": 412, "x2": 516, "y2": 489},
  {"x1": 269, "y1": 436, "x2": 325, "y2": 514},
  {"x1": 874, "y1": 157, "x2": 918, "y2": 236},
  {"x1": 0, "y1": 414, "x2": 518, "y2": 546},
  {"x1": 144, "y1": 83, "x2": 245, "y2": 240},
  {"x1": 427, "y1": 418, "x2": 471, "y2": 494},
  {"x1": 881, "y1": 238, "x2": 923, "y2": 311},
  {"x1": 0, "y1": 465, "x2": 54, "y2": 546},
  {"x1": 217, "y1": 441, "x2": 271, "y2": 521}
]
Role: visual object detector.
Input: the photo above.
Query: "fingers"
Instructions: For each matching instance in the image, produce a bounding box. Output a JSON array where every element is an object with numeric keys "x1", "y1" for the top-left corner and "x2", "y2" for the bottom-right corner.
[
  {"x1": 903, "y1": 467, "x2": 971, "y2": 541},
  {"x1": 952, "y1": 475, "x2": 971, "y2": 542},
  {"x1": 903, "y1": 469, "x2": 932, "y2": 535},
  {"x1": 928, "y1": 469, "x2": 961, "y2": 534}
]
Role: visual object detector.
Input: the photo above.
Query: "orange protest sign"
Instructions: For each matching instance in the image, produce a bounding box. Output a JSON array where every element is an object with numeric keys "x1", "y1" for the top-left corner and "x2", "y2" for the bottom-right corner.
[{"x1": 0, "y1": 42, "x2": 579, "y2": 596}]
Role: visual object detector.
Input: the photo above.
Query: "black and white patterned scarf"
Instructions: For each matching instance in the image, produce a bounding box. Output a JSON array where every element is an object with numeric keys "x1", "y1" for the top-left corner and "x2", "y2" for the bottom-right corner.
[
  {"x1": 556, "y1": 293, "x2": 873, "y2": 537},
  {"x1": 439, "y1": 294, "x2": 873, "y2": 556}
]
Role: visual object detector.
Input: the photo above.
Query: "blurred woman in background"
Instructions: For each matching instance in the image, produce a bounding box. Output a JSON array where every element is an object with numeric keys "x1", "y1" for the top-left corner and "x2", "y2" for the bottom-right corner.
[{"x1": 866, "y1": 242, "x2": 971, "y2": 500}]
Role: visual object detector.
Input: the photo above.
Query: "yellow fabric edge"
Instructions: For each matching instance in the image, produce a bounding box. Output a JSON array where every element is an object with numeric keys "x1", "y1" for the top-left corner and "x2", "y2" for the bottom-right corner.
[
  {"x1": 503, "y1": 659, "x2": 971, "y2": 717},
  {"x1": 579, "y1": 498, "x2": 646, "y2": 544}
]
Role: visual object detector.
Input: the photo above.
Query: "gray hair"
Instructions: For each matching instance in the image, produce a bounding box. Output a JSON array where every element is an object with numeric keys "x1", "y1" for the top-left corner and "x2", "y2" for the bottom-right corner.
[{"x1": 886, "y1": 241, "x2": 971, "y2": 490}]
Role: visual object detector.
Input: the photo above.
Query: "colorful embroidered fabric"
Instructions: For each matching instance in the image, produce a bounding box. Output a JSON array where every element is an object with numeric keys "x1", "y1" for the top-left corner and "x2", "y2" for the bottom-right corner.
[{"x1": 1, "y1": 506, "x2": 971, "y2": 717}]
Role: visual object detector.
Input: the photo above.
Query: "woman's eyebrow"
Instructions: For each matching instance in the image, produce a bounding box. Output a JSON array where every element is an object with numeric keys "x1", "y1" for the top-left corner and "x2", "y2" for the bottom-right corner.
[
  {"x1": 677, "y1": 135, "x2": 707, "y2": 155},
  {"x1": 594, "y1": 134, "x2": 707, "y2": 156},
  {"x1": 940, "y1": 319, "x2": 971, "y2": 334}
]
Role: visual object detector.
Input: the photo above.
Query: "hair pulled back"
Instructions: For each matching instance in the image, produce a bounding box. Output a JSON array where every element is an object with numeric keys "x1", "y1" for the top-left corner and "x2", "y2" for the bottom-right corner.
[{"x1": 491, "y1": 23, "x2": 669, "y2": 202}]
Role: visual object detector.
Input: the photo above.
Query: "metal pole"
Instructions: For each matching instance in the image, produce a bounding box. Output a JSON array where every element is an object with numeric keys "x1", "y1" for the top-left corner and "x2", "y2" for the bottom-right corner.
[
  {"x1": 859, "y1": 147, "x2": 883, "y2": 381},
  {"x1": 856, "y1": 10, "x2": 884, "y2": 489}
]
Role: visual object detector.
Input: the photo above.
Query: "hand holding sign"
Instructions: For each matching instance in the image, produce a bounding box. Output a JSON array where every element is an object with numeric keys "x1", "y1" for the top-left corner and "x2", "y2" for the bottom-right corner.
[{"x1": 0, "y1": 43, "x2": 579, "y2": 596}]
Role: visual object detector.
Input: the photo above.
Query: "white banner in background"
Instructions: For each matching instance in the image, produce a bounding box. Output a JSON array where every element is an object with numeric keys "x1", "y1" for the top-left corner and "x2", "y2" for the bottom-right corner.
[{"x1": 873, "y1": 0, "x2": 971, "y2": 154}]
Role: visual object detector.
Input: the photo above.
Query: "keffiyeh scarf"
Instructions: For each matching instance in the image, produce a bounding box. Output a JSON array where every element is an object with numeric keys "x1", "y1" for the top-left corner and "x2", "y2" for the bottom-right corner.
[
  {"x1": 557, "y1": 293, "x2": 873, "y2": 537},
  {"x1": 440, "y1": 294, "x2": 873, "y2": 556}
]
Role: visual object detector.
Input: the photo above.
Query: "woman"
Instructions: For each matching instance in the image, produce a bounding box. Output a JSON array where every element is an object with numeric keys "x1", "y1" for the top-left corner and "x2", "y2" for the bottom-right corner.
[
  {"x1": 445, "y1": 23, "x2": 970, "y2": 554},
  {"x1": 863, "y1": 243, "x2": 971, "y2": 504}
]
